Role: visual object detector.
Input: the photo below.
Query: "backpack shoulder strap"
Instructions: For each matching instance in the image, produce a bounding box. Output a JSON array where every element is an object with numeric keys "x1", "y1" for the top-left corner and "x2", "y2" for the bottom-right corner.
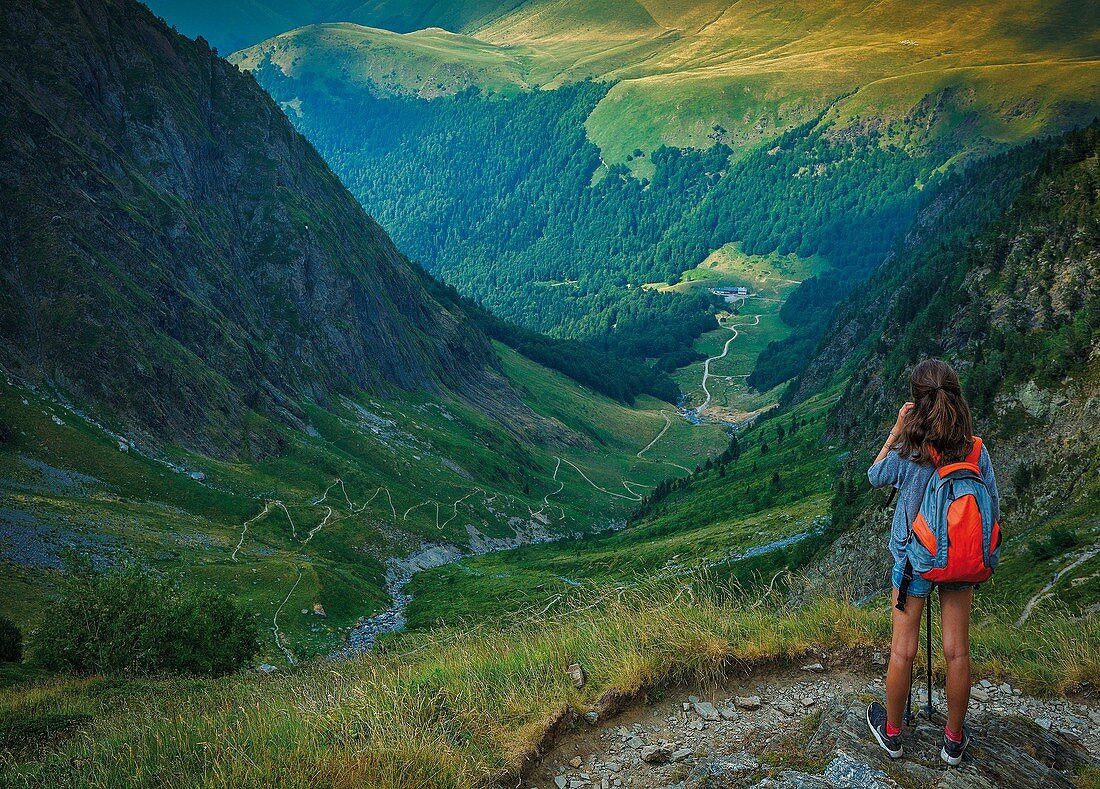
[{"x1": 966, "y1": 436, "x2": 983, "y2": 465}]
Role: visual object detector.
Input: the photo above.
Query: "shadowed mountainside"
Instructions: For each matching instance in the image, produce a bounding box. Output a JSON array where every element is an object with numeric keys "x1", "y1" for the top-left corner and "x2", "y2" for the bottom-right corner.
[{"x1": 0, "y1": 0, "x2": 495, "y2": 458}]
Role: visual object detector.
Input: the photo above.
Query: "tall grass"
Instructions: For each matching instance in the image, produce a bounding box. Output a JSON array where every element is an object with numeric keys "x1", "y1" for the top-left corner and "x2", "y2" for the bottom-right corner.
[{"x1": 1, "y1": 582, "x2": 1095, "y2": 788}]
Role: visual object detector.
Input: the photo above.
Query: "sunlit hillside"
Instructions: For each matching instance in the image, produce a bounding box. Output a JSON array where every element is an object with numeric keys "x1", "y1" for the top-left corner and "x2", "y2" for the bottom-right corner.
[{"x1": 230, "y1": 0, "x2": 1100, "y2": 165}]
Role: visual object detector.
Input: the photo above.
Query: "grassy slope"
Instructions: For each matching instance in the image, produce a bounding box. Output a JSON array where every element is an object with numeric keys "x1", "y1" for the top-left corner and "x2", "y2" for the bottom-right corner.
[
  {"x1": 231, "y1": 0, "x2": 1100, "y2": 169},
  {"x1": 0, "y1": 346, "x2": 728, "y2": 664},
  {"x1": 2, "y1": 589, "x2": 1095, "y2": 788},
  {"x1": 405, "y1": 388, "x2": 840, "y2": 627}
]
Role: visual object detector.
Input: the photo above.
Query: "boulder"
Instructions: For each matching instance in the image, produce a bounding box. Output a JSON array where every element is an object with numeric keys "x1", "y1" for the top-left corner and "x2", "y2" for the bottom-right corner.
[
  {"x1": 692, "y1": 701, "x2": 721, "y2": 721},
  {"x1": 640, "y1": 745, "x2": 673, "y2": 765}
]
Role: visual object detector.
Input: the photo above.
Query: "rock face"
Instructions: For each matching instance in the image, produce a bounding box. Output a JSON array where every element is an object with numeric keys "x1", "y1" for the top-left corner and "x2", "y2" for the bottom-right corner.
[
  {"x1": 801, "y1": 698, "x2": 1095, "y2": 789},
  {"x1": 0, "y1": 0, "x2": 494, "y2": 457}
]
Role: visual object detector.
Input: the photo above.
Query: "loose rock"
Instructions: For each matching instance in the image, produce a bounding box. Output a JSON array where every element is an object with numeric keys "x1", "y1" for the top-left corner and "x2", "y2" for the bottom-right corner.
[
  {"x1": 567, "y1": 663, "x2": 587, "y2": 688},
  {"x1": 734, "y1": 695, "x2": 762, "y2": 710},
  {"x1": 640, "y1": 745, "x2": 673, "y2": 765},
  {"x1": 692, "y1": 701, "x2": 721, "y2": 721}
]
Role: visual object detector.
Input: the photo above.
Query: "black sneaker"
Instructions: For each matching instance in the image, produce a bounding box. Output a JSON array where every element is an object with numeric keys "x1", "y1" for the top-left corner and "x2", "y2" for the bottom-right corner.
[
  {"x1": 941, "y1": 727, "x2": 970, "y2": 766},
  {"x1": 866, "y1": 701, "x2": 903, "y2": 758}
]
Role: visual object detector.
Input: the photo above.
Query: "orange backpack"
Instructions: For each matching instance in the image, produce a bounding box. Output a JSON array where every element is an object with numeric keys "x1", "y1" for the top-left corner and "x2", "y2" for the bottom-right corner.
[{"x1": 897, "y1": 437, "x2": 1001, "y2": 610}]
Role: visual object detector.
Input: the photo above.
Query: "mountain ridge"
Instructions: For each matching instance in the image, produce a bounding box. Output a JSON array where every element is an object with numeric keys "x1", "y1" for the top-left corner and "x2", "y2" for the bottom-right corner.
[{"x1": 0, "y1": 0, "x2": 498, "y2": 458}]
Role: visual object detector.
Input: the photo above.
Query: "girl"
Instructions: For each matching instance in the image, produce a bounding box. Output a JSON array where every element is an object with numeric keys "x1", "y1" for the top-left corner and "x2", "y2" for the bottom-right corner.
[{"x1": 864, "y1": 359, "x2": 999, "y2": 765}]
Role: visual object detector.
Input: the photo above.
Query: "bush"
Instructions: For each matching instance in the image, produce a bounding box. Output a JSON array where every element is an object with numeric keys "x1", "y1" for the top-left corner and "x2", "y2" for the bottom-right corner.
[
  {"x1": 1028, "y1": 527, "x2": 1080, "y2": 562},
  {"x1": 33, "y1": 563, "x2": 260, "y2": 676},
  {"x1": 0, "y1": 616, "x2": 22, "y2": 662}
]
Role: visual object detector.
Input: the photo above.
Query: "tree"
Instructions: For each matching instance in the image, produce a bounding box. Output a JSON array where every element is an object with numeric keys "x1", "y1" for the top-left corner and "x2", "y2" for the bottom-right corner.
[
  {"x1": 0, "y1": 616, "x2": 22, "y2": 663},
  {"x1": 34, "y1": 562, "x2": 260, "y2": 676}
]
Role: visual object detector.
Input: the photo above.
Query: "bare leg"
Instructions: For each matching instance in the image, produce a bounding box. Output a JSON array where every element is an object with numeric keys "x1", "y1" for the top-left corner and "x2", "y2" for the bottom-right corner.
[
  {"x1": 886, "y1": 587, "x2": 925, "y2": 731},
  {"x1": 939, "y1": 587, "x2": 974, "y2": 733}
]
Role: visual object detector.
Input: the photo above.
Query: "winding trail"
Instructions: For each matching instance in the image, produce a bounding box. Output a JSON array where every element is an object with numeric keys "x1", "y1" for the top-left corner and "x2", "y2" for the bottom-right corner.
[
  {"x1": 1017, "y1": 544, "x2": 1100, "y2": 625},
  {"x1": 301, "y1": 507, "x2": 333, "y2": 545},
  {"x1": 272, "y1": 501, "x2": 298, "y2": 540},
  {"x1": 272, "y1": 567, "x2": 303, "y2": 665},
  {"x1": 557, "y1": 456, "x2": 645, "y2": 501},
  {"x1": 231, "y1": 501, "x2": 274, "y2": 561},
  {"x1": 698, "y1": 313, "x2": 761, "y2": 413},
  {"x1": 231, "y1": 448, "x2": 662, "y2": 663},
  {"x1": 637, "y1": 411, "x2": 673, "y2": 457},
  {"x1": 534, "y1": 457, "x2": 566, "y2": 520},
  {"x1": 440, "y1": 488, "x2": 487, "y2": 531}
]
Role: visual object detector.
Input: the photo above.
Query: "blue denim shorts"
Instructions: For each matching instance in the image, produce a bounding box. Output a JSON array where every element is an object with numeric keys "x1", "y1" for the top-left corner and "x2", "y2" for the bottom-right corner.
[{"x1": 892, "y1": 559, "x2": 976, "y2": 598}]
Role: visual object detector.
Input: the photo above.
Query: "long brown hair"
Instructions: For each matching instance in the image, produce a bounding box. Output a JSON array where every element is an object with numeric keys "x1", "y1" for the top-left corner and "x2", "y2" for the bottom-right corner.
[{"x1": 895, "y1": 359, "x2": 974, "y2": 465}]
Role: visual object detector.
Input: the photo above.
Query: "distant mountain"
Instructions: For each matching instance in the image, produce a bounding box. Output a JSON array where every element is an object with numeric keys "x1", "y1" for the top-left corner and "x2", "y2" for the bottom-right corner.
[
  {"x1": 224, "y1": 1, "x2": 1098, "y2": 387},
  {"x1": 231, "y1": 0, "x2": 1100, "y2": 164},
  {"x1": 0, "y1": 0, "x2": 495, "y2": 457}
]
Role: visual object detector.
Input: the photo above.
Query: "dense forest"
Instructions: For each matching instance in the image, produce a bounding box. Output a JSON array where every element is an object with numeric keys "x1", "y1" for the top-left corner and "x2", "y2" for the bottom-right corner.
[
  {"x1": 252, "y1": 62, "x2": 954, "y2": 382},
  {"x1": 421, "y1": 275, "x2": 680, "y2": 403}
]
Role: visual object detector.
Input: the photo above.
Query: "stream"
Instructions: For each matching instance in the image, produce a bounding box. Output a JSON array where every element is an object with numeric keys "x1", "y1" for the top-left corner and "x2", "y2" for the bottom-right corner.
[{"x1": 337, "y1": 519, "x2": 622, "y2": 655}]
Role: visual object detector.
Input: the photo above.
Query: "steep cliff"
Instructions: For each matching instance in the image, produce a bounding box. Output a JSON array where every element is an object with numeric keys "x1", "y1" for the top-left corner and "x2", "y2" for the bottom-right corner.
[{"x1": 0, "y1": 0, "x2": 494, "y2": 457}]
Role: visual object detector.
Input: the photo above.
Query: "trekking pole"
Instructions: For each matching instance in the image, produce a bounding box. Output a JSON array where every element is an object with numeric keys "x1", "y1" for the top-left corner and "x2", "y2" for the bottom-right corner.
[{"x1": 923, "y1": 592, "x2": 935, "y2": 719}]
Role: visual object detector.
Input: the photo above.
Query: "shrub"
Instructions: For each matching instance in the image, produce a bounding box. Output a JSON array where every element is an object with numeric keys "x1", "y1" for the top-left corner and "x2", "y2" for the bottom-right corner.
[
  {"x1": 0, "y1": 616, "x2": 22, "y2": 662},
  {"x1": 33, "y1": 563, "x2": 260, "y2": 676},
  {"x1": 1028, "y1": 527, "x2": 1079, "y2": 562}
]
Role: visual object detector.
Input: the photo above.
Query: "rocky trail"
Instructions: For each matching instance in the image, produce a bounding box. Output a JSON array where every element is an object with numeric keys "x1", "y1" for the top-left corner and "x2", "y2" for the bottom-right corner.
[
  {"x1": 526, "y1": 662, "x2": 1099, "y2": 789},
  {"x1": 1018, "y1": 544, "x2": 1100, "y2": 625}
]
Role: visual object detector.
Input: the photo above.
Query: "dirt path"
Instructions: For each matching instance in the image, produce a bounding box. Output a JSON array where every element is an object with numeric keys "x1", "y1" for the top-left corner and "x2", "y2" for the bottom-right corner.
[
  {"x1": 698, "y1": 314, "x2": 761, "y2": 413},
  {"x1": 271, "y1": 567, "x2": 302, "y2": 665},
  {"x1": 637, "y1": 412, "x2": 673, "y2": 457},
  {"x1": 526, "y1": 664, "x2": 1100, "y2": 789},
  {"x1": 535, "y1": 457, "x2": 566, "y2": 520},
  {"x1": 1017, "y1": 544, "x2": 1100, "y2": 625},
  {"x1": 231, "y1": 501, "x2": 274, "y2": 561},
  {"x1": 557, "y1": 456, "x2": 646, "y2": 501}
]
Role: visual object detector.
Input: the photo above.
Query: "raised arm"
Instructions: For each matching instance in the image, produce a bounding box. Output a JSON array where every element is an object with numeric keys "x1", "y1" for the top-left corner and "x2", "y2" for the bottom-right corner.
[{"x1": 872, "y1": 402, "x2": 913, "y2": 466}]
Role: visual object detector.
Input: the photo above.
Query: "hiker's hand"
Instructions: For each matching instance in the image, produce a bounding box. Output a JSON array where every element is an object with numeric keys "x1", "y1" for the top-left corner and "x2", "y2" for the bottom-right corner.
[{"x1": 893, "y1": 402, "x2": 914, "y2": 432}]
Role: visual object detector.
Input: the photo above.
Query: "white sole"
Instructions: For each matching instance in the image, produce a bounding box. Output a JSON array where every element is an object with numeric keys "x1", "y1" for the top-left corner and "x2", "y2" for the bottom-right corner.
[
  {"x1": 866, "y1": 709, "x2": 903, "y2": 759},
  {"x1": 941, "y1": 746, "x2": 964, "y2": 766}
]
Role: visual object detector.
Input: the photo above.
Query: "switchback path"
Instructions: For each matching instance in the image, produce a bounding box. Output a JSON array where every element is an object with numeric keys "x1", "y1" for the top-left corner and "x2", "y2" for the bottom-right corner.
[
  {"x1": 698, "y1": 314, "x2": 761, "y2": 413},
  {"x1": 557, "y1": 456, "x2": 645, "y2": 501}
]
